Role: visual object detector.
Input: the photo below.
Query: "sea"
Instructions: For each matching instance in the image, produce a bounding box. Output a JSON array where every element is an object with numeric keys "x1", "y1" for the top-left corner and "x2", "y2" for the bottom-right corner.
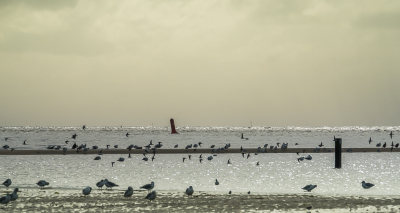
[{"x1": 0, "y1": 126, "x2": 399, "y2": 196}]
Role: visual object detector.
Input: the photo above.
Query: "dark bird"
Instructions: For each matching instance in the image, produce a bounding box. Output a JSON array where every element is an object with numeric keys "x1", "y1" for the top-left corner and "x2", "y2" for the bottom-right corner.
[
  {"x1": 390, "y1": 131, "x2": 394, "y2": 139},
  {"x1": 391, "y1": 141, "x2": 394, "y2": 147},
  {"x1": 396, "y1": 143, "x2": 399, "y2": 148},
  {"x1": 128, "y1": 153, "x2": 131, "y2": 158},
  {"x1": 247, "y1": 191, "x2": 250, "y2": 194},
  {"x1": 152, "y1": 154, "x2": 155, "y2": 161},
  {"x1": 72, "y1": 143, "x2": 77, "y2": 149},
  {"x1": 295, "y1": 143, "x2": 299, "y2": 145},
  {"x1": 229, "y1": 190, "x2": 231, "y2": 194},
  {"x1": 149, "y1": 140, "x2": 153, "y2": 145},
  {"x1": 82, "y1": 125, "x2": 86, "y2": 130},
  {"x1": 277, "y1": 143, "x2": 280, "y2": 147},
  {"x1": 296, "y1": 152, "x2": 299, "y2": 155},
  {"x1": 23, "y1": 140, "x2": 27, "y2": 145},
  {"x1": 242, "y1": 153, "x2": 245, "y2": 158},
  {"x1": 256, "y1": 162, "x2": 259, "y2": 166},
  {"x1": 247, "y1": 153, "x2": 250, "y2": 159},
  {"x1": 199, "y1": 159, "x2": 203, "y2": 163},
  {"x1": 369, "y1": 137, "x2": 372, "y2": 144},
  {"x1": 188, "y1": 155, "x2": 191, "y2": 160},
  {"x1": 94, "y1": 156, "x2": 101, "y2": 160},
  {"x1": 303, "y1": 149, "x2": 306, "y2": 153},
  {"x1": 65, "y1": 140, "x2": 69, "y2": 144},
  {"x1": 198, "y1": 142, "x2": 202, "y2": 147},
  {"x1": 240, "y1": 146, "x2": 243, "y2": 152},
  {"x1": 199, "y1": 154, "x2": 202, "y2": 158},
  {"x1": 5, "y1": 138, "x2": 9, "y2": 141},
  {"x1": 227, "y1": 159, "x2": 231, "y2": 164},
  {"x1": 111, "y1": 162, "x2": 115, "y2": 167},
  {"x1": 126, "y1": 133, "x2": 130, "y2": 137},
  {"x1": 383, "y1": 142, "x2": 387, "y2": 148},
  {"x1": 318, "y1": 142, "x2": 324, "y2": 147},
  {"x1": 333, "y1": 135, "x2": 336, "y2": 140},
  {"x1": 306, "y1": 206, "x2": 312, "y2": 210},
  {"x1": 72, "y1": 133, "x2": 77, "y2": 139},
  {"x1": 210, "y1": 145, "x2": 215, "y2": 148},
  {"x1": 183, "y1": 157, "x2": 186, "y2": 163}
]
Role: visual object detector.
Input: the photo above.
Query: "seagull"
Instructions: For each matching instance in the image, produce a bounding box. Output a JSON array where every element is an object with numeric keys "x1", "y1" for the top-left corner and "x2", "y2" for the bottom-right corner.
[
  {"x1": 174, "y1": 144, "x2": 178, "y2": 148},
  {"x1": 227, "y1": 159, "x2": 231, "y2": 164},
  {"x1": 151, "y1": 154, "x2": 155, "y2": 162},
  {"x1": 207, "y1": 156, "x2": 213, "y2": 160},
  {"x1": 72, "y1": 133, "x2": 77, "y2": 139},
  {"x1": 117, "y1": 157, "x2": 125, "y2": 162},
  {"x1": 82, "y1": 186, "x2": 92, "y2": 196},
  {"x1": 390, "y1": 131, "x2": 393, "y2": 139},
  {"x1": 145, "y1": 191, "x2": 156, "y2": 202},
  {"x1": 383, "y1": 142, "x2": 387, "y2": 148},
  {"x1": 241, "y1": 153, "x2": 245, "y2": 158},
  {"x1": 2, "y1": 179, "x2": 11, "y2": 188},
  {"x1": 82, "y1": 125, "x2": 86, "y2": 130},
  {"x1": 3, "y1": 145, "x2": 9, "y2": 149},
  {"x1": 186, "y1": 186, "x2": 194, "y2": 197},
  {"x1": 210, "y1": 145, "x2": 215, "y2": 148},
  {"x1": 376, "y1": 143, "x2": 381, "y2": 147},
  {"x1": 96, "y1": 180, "x2": 104, "y2": 190},
  {"x1": 10, "y1": 188, "x2": 19, "y2": 201},
  {"x1": 72, "y1": 143, "x2": 77, "y2": 149},
  {"x1": 369, "y1": 137, "x2": 372, "y2": 144},
  {"x1": 124, "y1": 186, "x2": 134, "y2": 198},
  {"x1": 142, "y1": 157, "x2": 149, "y2": 161},
  {"x1": 188, "y1": 155, "x2": 192, "y2": 160},
  {"x1": 36, "y1": 180, "x2": 49, "y2": 189},
  {"x1": 92, "y1": 146, "x2": 98, "y2": 149},
  {"x1": 0, "y1": 194, "x2": 11, "y2": 205},
  {"x1": 297, "y1": 157, "x2": 304, "y2": 163},
  {"x1": 111, "y1": 162, "x2": 115, "y2": 167},
  {"x1": 126, "y1": 133, "x2": 130, "y2": 137},
  {"x1": 296, "y1": 152, "x2": 299, "y2": 155},
  {"x1": 247, "y1": 153, "x2": 250, "y2": 159},
  {"x1": 215, "y1": 179, "x2": 219, "y2": 185},
  {"x1": 256, "y1": 162, "x2": 259, "y2": 166},
  {"x1": 302, "y1": 184, "x2": 317, "y2": 192},
  {"x1": 104, "y1": 179, "x2": 119, "y2": 190},
  {"x1": 391, "y1": 141, "x2": 394, "y2": 147},
  {"x1": 183, "y1": 157, "x2": 186, "y2": 163},
  {"x1": 23, "y1": 140, "x2": 27, "y2": 145},
  {"x1": 140, "y1": 181, "x2": 155, "y2": 192},
  {"x1": 4, "y1": 138, "x2": 9, "y2": 141},
  {"x1": 318, "y1": 142, "x2": 324, "y2": 147},
  {"x1": 396, "y1": 143, "x2": 399, "y2": 148},
  {"x1": 229, "y1": 190, "x2": 232, "y2": 194},
  {"x1": 98, "y1": 149, "x2": 103, "y2": 155},
  {"x1": 361, "y1": 181, "x2": 374, "y2": 189},
  {"x1": 305, "y1": 155, "x2": 312, "y2": 160},
  {"x1": 94, "y1": 156, "x2": 101, "y2": 160},
  {"x1": 199, "y1": 154, "x2": 202, "y2": 158},
  {"x1": 114, "y1": 145, "x2": 118, "y2": 148},
  {"x1": 198, "y1": 142, "x2": 202, "y2": 147}
]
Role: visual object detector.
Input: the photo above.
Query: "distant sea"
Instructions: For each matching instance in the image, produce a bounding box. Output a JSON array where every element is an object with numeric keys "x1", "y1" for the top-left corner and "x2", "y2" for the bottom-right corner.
[{"x1": 0, "y1": 126, "x2": 399, "y2": 195}]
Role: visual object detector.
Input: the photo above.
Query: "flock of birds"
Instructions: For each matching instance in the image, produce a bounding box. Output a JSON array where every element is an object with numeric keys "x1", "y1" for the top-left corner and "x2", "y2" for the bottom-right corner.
[{"x1": 0, "y1": 127, "x2": 396, "y2": 207}]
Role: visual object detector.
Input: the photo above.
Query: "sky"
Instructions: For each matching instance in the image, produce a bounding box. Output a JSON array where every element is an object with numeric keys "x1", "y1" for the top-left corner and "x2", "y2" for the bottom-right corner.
[{"x1": 1, "y1": 0, "x2": 400, "y2": 127}]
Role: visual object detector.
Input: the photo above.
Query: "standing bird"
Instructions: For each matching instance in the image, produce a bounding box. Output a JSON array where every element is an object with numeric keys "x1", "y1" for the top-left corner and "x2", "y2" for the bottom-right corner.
[
  {"x1": 256, "y1": 162, "x2": 260, "y2": 166},
  {"x1": 227, "y1": 159, "x2": 231, "y2": 164},
  {"x1": 126, "y1": 133, "x2": 130, "y2": 137},
  {"x1": 23, "y1": 140, "x2": 27, "y2": 145},
  {"x1": 229, "y1": 190, "x2": 232, "y2": 194},
  {"x1": 183, "y1": 157, "x2": 186, "y2": 163},
  {"x1": 318, "y1": 142, "x2": 324, "y2": 147},
  {"x1": 186, "y1": 186, "x2": 194, "y2": 197},
  {"x1": 369, "y1": 137, "x2": 372, "y2": 144},
  {"x1": 199, "y1": 159, "x2": 203, "y2": 163},
  {"x1": 383, "y1": 142, "x2": 387, "y2": 148},
  {"x1": 2, "y1": 179, "x2": 11, "y2": 188},
  {"x1": 82, "y1": 186, "x2": 92, "y2": 196},
  {"x1": 96, "y1": 180, "x2": 104, "y2": 190},
  {"x1": 188, "y1": 155, "x2": 191, "y2": 160},
  {"x1": 140, "y1": 181, "x2": 155, "y2": 192},
  {"x1": 247, "y1": 153, "x2": 250, "y2": 159},
  {"x1": 10, "y1": 188, "x2": 19, "y2": 201},
  {"x1": 0, "y1": 194, "x2": 11, "y2": 205},
  {"x1": 215, "y1": 179, "x2": 219, "y2": 185},
  {"x1": 72, "y1": 133, "x2": 77, "y2": 139},
  {"x1": 145, "y1": 191, "x2": 156, "y2": 202},
  {"x1": 124, "y1": 186, "x2": 133, "y2": 198},
  {"x1": 390, "y1": 131, "x2": 394, "y2": 139},
  {"x1": 104, "y1": 179, "x2": 119, "y2": 190},
  {"x1": 361, "y1": 181, "x2": 374, "y2": 189},
  {"x1": 36, "y1": 180, "x2": 49, "y2": 189},
  {"x1": 82, "y1": 125, "x2": 86, "y2": 130},
  {"x1": 302, "y1": 184, "x2": 317, "y2": 192},
  {"x1": 72, "y1": 143, "x2": 77, "y2": 149},
  {"x1": 198, "y1": 142, "x2": 202, "y2": 147}
]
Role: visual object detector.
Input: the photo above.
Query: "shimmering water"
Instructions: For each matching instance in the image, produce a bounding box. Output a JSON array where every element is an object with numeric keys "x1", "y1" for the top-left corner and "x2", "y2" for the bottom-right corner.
[{"x1": 0, "y1": 126, "x2": 399, "y2": 195}]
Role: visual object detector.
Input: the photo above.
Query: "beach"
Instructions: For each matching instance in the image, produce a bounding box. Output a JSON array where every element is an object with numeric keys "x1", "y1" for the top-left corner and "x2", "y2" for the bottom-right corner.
[{"x1": 2, "y1": 188, "x2": 400, "y2": 212}]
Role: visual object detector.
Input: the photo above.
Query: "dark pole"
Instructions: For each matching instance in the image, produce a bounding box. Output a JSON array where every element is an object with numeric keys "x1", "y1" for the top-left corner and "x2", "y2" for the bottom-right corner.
[{"x1": 334, "y1": 138, "x2": 342, "y2": 168}]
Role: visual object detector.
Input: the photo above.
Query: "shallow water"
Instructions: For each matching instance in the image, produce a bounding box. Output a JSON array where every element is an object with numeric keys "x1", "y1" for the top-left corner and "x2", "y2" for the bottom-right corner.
[{"x1": 0, "y1": 126, "x2": 399, "y2": 195}]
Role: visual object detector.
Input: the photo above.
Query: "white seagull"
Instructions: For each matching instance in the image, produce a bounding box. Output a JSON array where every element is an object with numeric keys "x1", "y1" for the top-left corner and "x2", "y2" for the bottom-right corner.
[{"x1": 186, "y1": 186, "x2": 194, "y2": 197}]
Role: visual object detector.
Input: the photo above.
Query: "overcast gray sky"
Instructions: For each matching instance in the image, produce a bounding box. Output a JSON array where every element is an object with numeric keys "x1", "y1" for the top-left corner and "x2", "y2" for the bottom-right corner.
[{"x1": 1, "y1": 0, "x2": 400, "y2": 127}]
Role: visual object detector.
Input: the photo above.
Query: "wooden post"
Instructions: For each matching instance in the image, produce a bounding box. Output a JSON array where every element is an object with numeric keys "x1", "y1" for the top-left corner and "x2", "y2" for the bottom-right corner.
[
  {"x1": 334, "y1": 138, "x2": 342, "y2": 168},
  {"x1": 170, "y1": 118, "x2": 178, "y2": 134}
]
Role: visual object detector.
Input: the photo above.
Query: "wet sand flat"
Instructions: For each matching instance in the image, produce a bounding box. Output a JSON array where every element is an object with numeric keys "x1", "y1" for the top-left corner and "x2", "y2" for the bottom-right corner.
[
  {"x1": 0, "y1": 147, "x2": 397, "y2": 155},
  {"x1": 1, "y1": 188, "x2": 400, "y2": 212}
]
